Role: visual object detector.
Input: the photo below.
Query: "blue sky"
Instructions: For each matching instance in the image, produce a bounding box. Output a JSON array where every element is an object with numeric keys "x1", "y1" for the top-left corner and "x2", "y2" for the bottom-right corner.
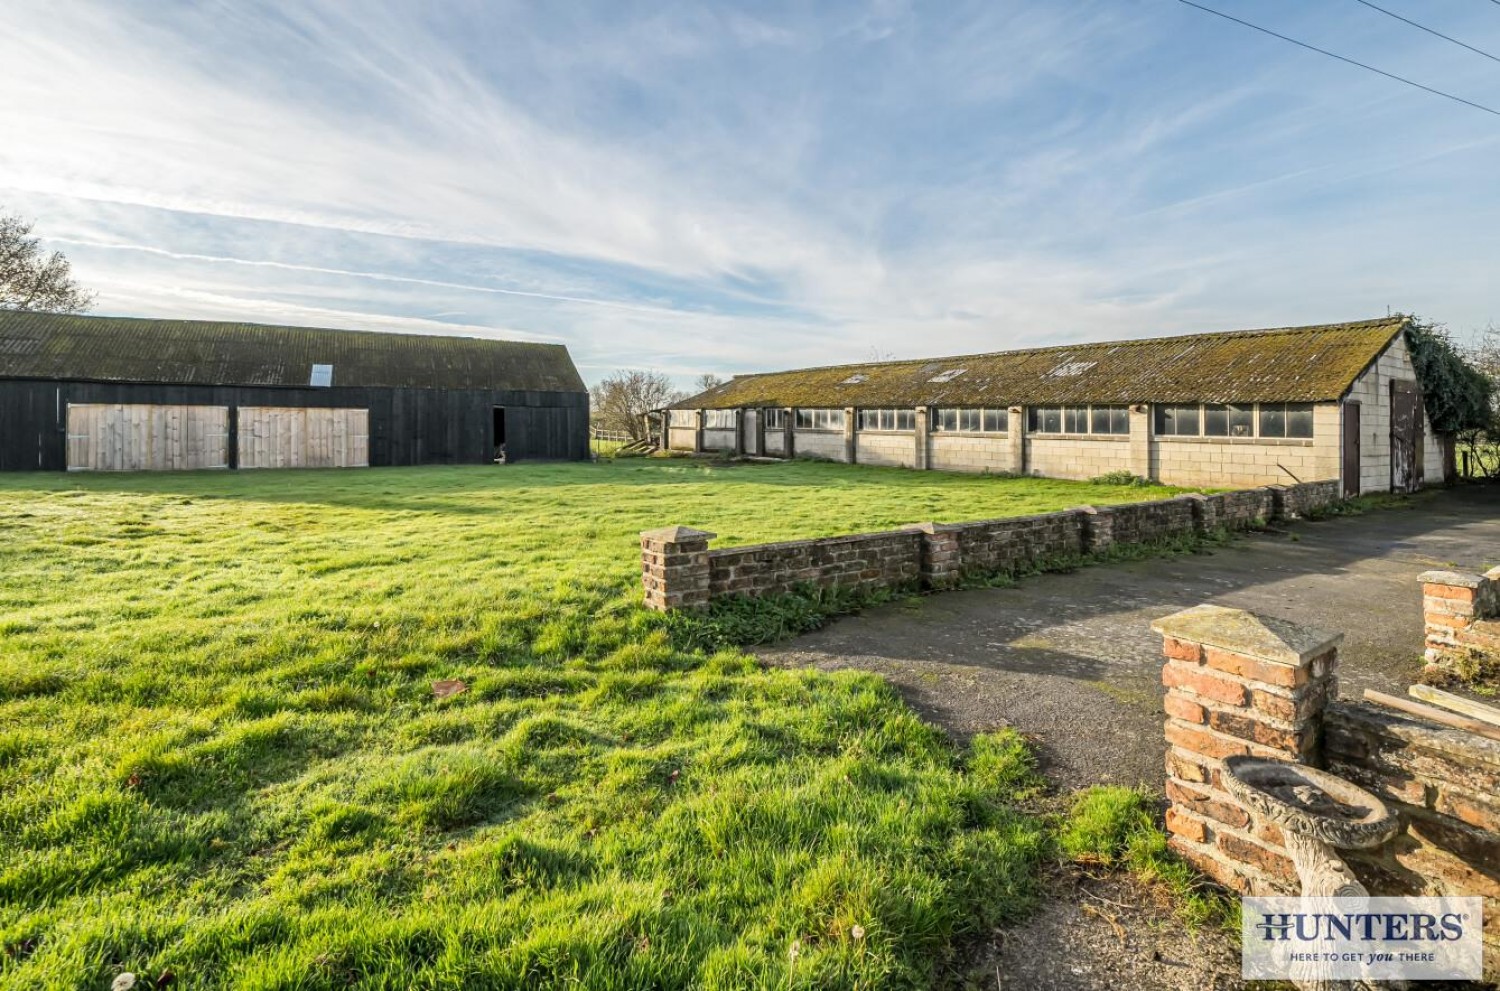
[{"x1": 3, "y1": 0, "x2": 1498, "y2": 386}]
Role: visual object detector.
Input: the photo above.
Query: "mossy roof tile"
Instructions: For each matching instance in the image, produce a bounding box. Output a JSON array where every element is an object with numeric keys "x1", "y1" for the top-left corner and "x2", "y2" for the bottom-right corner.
[
  {"x1": 0, "y1": 311, "x2": 585, "y2": 393},
  {"x1": 676, "y1": 318, "x2": 1405, "y2": 409}
]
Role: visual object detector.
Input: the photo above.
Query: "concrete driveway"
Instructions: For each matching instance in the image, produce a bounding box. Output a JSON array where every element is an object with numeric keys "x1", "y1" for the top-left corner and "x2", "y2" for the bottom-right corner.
[{"x1": 759, "y1": 486, "x2": 1500, "y2": 790}]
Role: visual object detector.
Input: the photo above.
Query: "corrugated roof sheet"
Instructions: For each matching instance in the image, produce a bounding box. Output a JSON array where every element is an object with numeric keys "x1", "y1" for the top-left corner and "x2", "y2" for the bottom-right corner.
[
  {"x1": 676, "y1": 318, "x2": 1406, "y2": 409},
  {"x1": 0, "y1": 311, "x2": 586, "y2": 393}
]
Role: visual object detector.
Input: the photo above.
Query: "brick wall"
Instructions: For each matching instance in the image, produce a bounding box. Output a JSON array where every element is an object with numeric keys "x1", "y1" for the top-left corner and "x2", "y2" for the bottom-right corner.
[
  {"x1": 706, "y1": 530, "x2": 922, "y2": 599},
  {"x1": 641, "y1": 479, "x2": 1338, "y2": 610},
  {"x1": 1155, "y1": 606, "x2": 1499, "y2": 979}
]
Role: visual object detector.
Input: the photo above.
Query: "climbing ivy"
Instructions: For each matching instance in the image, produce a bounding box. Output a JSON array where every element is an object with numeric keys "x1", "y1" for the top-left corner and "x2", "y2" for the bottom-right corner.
[{"x1": 1403, "y1": 318, "x2": 1493, "y2": 434}]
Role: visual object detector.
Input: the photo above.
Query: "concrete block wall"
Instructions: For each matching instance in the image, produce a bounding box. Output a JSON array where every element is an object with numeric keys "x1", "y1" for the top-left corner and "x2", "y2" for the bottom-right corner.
[
  {"x1": 702, "y1": 428, "x2": 737, "y2": 452},
  {"x1": 667, "y1": 427, "x2": 697, "y2": 451},
  {"x1": 1347, "y1": 334, "x2": 1446, "y2": 491},
  {"x1": 1154, "y1": 605, "x2": 1499, "y2": 979},
  {"x1": 1025, "y1": 435, "x2": 1132, "y2": 481},
  {"x1": 856, "y1": 432, "x2": 916, "y2": 468},
  {"x1": 1153, "y1": 417, "x2": 1340, "y2": 488},
  {"x1": 791, "y1": 430, "x2": 845, "y2": 461},
  {"x1": 927, "y1": 433, "x2": 1013, "y2": 473},
  {"x1": 642, "y1": 480, "x2": 1339, "y2": 610}
]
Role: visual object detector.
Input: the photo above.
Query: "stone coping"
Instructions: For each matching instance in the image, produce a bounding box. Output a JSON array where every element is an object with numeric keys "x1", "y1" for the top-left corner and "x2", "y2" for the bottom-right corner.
[
  {"x1": 1152, "y1": 604, "x2": 1342, "y2": 667},
  {"x1": 1418, "y1": 569, "x2": 1487, "y2": 589}
]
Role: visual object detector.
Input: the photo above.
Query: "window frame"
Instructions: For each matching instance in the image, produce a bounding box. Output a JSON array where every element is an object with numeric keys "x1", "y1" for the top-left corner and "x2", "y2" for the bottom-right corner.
[
  {"x1": 794, "y1": 408, "x2": 846, "y2": 431},
  {"x1": 931, "y1": 407, "x2": 1008, "y2": 434},
  {"x1": 703, "y1": 409, "x2": 737, "y2": 430},
  {"x1": 1155, "y1": 402, "x2": 1314, "y2": 440},
  {"x1": 762, "y1": 408, "x2": 786, "y2": 430},
  {"x1": 857, "y1": 408, "x2": 917, "y2": 432}
]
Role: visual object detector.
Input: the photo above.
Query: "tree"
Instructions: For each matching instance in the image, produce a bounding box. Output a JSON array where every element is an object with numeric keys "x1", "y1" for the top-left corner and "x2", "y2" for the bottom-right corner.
[
  {"x1": 0, "y1": 210, "x2": 94, "y2": 313},
  {"x1": 1404, "y1": 319, "x2": 1497, "y2": 479},
  {"x1": 694, "y1": 372, "x2": 724, "y2": 393},
  {"x1": 590, "y1": 370, "x2": 683, "y2": 442}
]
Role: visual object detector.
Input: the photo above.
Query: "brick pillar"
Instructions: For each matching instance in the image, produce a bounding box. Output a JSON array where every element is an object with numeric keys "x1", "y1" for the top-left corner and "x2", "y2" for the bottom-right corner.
[
  {"x1": 914, "y1": 406, "x2": 930, "y2": 470},
  {"x1": 693, "y1": 409, "x2": 705, "y2": 454},
  {"x1": 733, "y1": 408, "x2": 745, "y2": 457},
  {"x1": 1129, "y1": 403, "x2": 1151, "y2": 480},
  {"x1": 1419, "y1": 568, "x2": 1500, "y2": 674},
  {"x1": 906, "y1": 522, "x2": 962, "y2": 588},
  {"x1": 1009, "y1": 406, "x2": 1025, "y2": 474},
  {"x1": 1078, "y1": 505, "x2": 1115, "y2": 554},
  {"x1": 1184, "y1": 492, "x2": 1220, "y2": 532},
  {"x1": 843, "y1": 407, "x2": 856, "y2": 463},
  {"x1": 784, "y1": 408, "x2": 795, "y2": 459},
  {"x1": 640, "y1": 526, "x2": 716, "y2": 611},
  {"x1": 1152, "y1": 604, "x2": 1341, "y2": 895}
]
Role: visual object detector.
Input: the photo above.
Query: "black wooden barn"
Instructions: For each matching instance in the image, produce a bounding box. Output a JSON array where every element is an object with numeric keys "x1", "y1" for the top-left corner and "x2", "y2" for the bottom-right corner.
[{"x1": 0, "y1": 312, "x2": 589, "y2": 471}]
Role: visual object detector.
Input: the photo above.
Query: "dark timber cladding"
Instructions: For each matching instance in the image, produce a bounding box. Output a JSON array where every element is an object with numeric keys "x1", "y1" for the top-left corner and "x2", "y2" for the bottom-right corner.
[{"x1": 0, "y1": 312, "x2": 589, "y2": 470}]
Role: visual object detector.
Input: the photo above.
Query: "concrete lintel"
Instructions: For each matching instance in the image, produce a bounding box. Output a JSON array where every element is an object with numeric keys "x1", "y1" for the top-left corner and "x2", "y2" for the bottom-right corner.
[{"x1": 1152, "y1": 604, "x2": 1342, "y2": 667}]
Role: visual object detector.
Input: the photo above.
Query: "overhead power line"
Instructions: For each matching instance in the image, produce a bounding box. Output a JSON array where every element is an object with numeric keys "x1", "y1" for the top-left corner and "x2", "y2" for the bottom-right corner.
[
  {"x1": 1351, "y1": 0, "x2": 1500, "y2": 64},
  {"x1": 1175, "y1": 0, "x2": 1500, "y2": 117}
]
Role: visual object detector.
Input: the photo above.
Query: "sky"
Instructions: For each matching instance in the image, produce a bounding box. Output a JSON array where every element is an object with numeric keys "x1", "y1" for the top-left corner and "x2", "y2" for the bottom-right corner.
[{"x1": 3, "y1": 0, "x2": 1498, "y2": 387}]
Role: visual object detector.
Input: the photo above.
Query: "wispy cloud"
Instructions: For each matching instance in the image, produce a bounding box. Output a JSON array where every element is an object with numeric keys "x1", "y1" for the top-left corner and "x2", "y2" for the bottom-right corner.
[{"x1": 2, "y1": 0, "x2": 1497, "y2": 386}]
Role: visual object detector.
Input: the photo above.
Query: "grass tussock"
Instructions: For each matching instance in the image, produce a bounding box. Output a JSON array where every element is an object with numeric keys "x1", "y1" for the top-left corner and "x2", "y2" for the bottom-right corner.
[
  {"x1": 1058, "y1": 786, "x2": 1238, "y2": 933},
  {"x1": 0, "y1": 460, "x2": 1190, "y2": 989}
]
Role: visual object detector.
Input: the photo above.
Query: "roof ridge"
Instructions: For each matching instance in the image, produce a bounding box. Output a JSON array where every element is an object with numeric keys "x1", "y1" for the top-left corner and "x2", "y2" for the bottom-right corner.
[
  {"x1": 721, "y1": 316, "x2": 1407, "y2": 383},
  {"x1": 0, "y1": 310, "x2": 562, "y2": 350}
]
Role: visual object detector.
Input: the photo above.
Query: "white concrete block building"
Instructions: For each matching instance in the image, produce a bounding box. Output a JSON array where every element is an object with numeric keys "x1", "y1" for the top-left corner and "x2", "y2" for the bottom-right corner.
[{"x1": 664, "y1": 318, "x2": 1449, "y2": 494}]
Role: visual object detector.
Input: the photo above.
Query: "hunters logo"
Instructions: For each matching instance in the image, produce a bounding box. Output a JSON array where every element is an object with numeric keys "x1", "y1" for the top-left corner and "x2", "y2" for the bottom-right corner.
[{"x1": 1242, "y1": 896, "x2": 1483, "y2": 982}]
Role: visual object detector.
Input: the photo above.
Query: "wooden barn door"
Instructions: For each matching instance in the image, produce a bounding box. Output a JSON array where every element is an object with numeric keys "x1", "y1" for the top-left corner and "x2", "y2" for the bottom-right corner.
[
  {"x1": 1390, "y1": 380, "x2": 1424, "y2": 493},
  {"x1": 66, "y1": 404, "x2": 228, "y2": 471},
  {"x1": 238, "y1": 407, "x2": 369, "y2": 468}
]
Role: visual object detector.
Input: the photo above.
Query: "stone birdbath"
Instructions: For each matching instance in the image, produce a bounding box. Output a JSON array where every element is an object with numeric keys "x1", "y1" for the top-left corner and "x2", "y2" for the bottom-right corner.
[{"x1": 1220, "y1": 756, "x2": 1400, "y2": 898}]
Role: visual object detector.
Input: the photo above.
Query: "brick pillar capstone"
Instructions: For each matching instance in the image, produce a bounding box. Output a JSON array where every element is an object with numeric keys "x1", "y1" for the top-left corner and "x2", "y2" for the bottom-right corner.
[
  {"x1": 1419, "y1": 568, "x2": 1500, "y2": 675},
  {"x1": 906, "y1": 522, "x2": 962, "y2": 589},
  {"x1": 1152, "y1": 605, "x2": 1341, "y2": 895},
  {"x1": 640, "y1": 526, "x2": 716, "y2": 611}
]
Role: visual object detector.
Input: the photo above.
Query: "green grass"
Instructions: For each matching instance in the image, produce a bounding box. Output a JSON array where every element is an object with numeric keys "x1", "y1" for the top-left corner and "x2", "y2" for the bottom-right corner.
[
  {"x1": 0, "y1": 460, "x2": 1188, "y2": 989},
  {"x1": 1058, "y1": 787, "x2": 1238, "y2": 933}
]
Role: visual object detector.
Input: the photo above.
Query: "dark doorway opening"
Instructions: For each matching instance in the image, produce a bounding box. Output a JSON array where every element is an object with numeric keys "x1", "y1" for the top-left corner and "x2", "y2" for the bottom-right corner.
[
  {"x1": 1342, "y1": 402, "x2": 1361, "y2": 498},
  {"x1": 492, "y1": 407, "x2": 507, "y2": 463}
]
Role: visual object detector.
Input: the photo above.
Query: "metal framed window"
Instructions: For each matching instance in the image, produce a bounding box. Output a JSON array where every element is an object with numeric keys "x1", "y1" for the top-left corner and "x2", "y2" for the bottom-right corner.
[
  {"x1": 704, "y1": 409, "x2": 737, "y2": 430},
  {"x1": 763, "y1": 408, "x2": 786, "y2": 429},
  {"x1": 794, "y1": 408, "x2": 845, "y2": 430},
  {"x1": 934, "y1": 408, "x2": 1006, "y2": 433},
  {"x1": 1259, "y1": 402, "x2": 1313, "y2": 438},
  {"x1": 1028, "y1": 406, "x2": 1063, "y2": 433},
  {"x1": 1154, "y1": 404, "x2": 1201, "y2": 436},
  {"x1": 1090, "y1": 405, "x2": 1130, "y2": 435},
  {"x1": 857, "y1": 408, "x2": 916, "y2": 431},
  {"x1": 668, "y1": 409, "x2": 696, "y2": 428}
]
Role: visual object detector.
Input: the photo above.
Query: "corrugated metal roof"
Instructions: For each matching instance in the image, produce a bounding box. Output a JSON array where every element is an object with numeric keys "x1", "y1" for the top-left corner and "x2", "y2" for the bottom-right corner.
[
  {"x1": 0, "y1": 311, "x2": 586, "y2": 393},
  {"x1": 676, "y1": 318, "x2": 1406, "y2": 409}
]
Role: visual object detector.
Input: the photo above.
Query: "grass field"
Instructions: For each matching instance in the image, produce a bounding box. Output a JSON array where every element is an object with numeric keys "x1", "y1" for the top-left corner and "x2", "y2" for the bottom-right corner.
[{"x1": 0, "y1": 461, "x2": 1189, "y2": 989}]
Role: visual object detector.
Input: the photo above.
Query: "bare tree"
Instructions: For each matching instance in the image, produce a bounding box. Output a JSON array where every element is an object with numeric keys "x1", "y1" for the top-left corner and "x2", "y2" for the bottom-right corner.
[
  {"x1": 590, "y1": 370, "x2": 684, "y2": 442},
  {"x1": 1459, "y1": 324, "x2": 1500, "y2": 478},
  {"x1": 694, "y1": 372, "x2": 724, "y2": 393},
  {"x1": 0, "y1": 211, "x2": 94, "y2": 313}
]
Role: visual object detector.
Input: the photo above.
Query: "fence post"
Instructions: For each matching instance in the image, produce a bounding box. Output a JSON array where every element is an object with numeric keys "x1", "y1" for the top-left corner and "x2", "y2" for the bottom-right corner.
[{"x1": 640, "y1": 526, "x2": 716, "y2": 611}]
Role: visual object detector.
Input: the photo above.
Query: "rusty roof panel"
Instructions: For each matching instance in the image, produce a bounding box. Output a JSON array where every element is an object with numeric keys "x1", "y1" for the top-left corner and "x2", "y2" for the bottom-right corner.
[{"x1": 676, "y1": 318, "x2": 1405, "y2": 409}]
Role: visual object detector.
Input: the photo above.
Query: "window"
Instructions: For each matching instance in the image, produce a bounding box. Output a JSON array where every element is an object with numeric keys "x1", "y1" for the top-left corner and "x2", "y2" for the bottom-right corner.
[
  {"x1": 1259, "y1": 402, "x2": 1313, "y2": 439},
  {"x1": 704, "y1": 409, "x2": 736, "y2": 430},
  {"x1": 1029, "y1": 405, "x2": 1123, "y2": 435},
  {"x1": 858, "y1": 408, "x2": 916, "y2": 431},
  {"x1": 795, "y1": 408, "x2": 845, "y2": 430},
  {"x1": 1201, "y1": 404, "x2": 1255, "y2": 438},
  {"x1": 668, "y1": 409, "x2": 696, "y2": 428},
  {"x1": 1154, "y1": 404, "x2": 1201, "y2": 436},
  {"x1": 934, "y1": 408, "x2": 1006, "y2": 433},
  {"x1": 310, "y1": 363, "x2": 333, "y2": 387},
  {"x1": 1028, "y1": 406, "x2": 1063, "y2": 433},
  {"x1": 1090, "y1": 405, "x2": 1130, "y2": 435},
  {"x1": 763, "y1": 408, "x2": 786, "y2": 429}
]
